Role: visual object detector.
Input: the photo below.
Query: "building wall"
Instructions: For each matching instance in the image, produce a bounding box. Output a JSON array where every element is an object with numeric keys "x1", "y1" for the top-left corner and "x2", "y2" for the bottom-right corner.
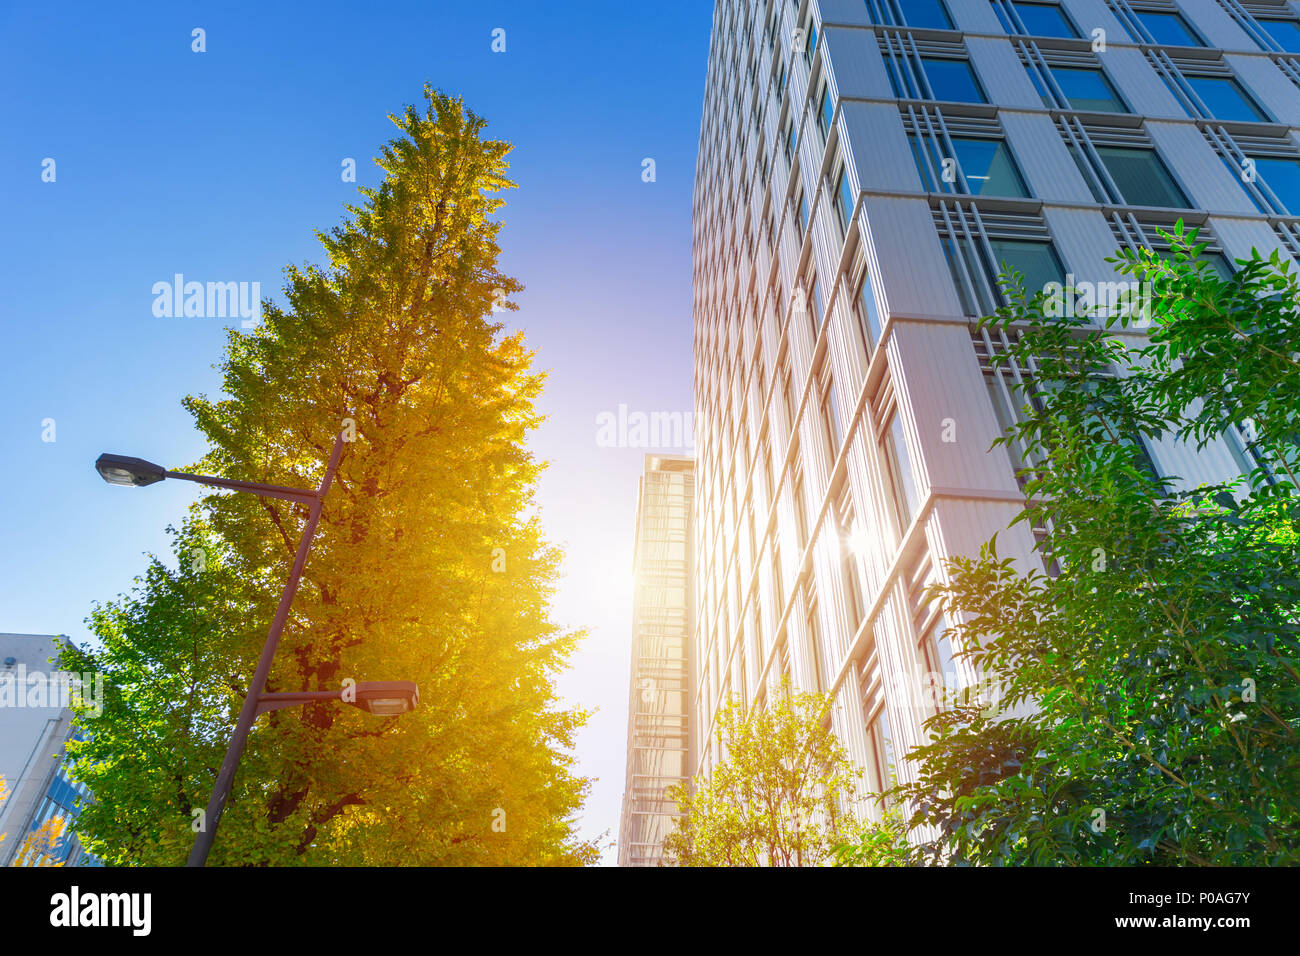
[
  {"x1": 618, "y1": 456, "x2": 695, "y2": 865},
  {"x1": 691, "y1": 0, "x2": 1299, "y2": 812},
  {"x1": 0, "y1": 633, "x2": 95, "y2": 866}
]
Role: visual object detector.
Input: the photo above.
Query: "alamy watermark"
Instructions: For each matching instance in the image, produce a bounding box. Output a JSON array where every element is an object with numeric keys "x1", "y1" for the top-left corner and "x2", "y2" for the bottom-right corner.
[
  {"x1": 0, "y1": 665, "x2": 104, "y2": 716},
  {"x1": 887, "y1": 669, "x2": 1007, "y2": 718},
  {"x1": 152, "y1": 274, "x2": 262, "y2": 327},
  {"x1": 596, "y1": 403, "x2": 696, "y2": 450},
  {"x1": 1041, "y1": 274, "x2": 1156, "y2": 325}
]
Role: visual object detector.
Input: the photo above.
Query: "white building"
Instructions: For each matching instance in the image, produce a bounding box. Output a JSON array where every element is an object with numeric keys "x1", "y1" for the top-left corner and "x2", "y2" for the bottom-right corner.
[
  {"x1": 690, "y1": 0, "x2": 1298, "y2": 813},
  {"x1": 0, "y1": 633, "x2": 95, "y2": 865}
]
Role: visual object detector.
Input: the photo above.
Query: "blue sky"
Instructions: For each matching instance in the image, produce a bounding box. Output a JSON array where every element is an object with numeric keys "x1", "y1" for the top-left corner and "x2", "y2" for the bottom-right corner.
[{"x1": 0, "y1": 0, "x2": 712, "y2": 864}]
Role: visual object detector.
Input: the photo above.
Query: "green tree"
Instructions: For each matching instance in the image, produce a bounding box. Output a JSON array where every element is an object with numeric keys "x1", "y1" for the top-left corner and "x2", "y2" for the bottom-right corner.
[
  {"x1": 664, "y1": 681, "x2": 886, "y2": 866},
  {"x1": 901, "y1": 224, "x2": 1300, "y2": 865},
  {"x1": 63, "y1": 88, "x2": 597, "y2": 865}
]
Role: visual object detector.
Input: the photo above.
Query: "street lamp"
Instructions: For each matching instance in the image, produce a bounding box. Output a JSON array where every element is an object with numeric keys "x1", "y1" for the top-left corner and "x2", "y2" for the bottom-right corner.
[
  {"x1": 96, "y1": 432, "x2": 417, "y2": 866},
  {"x1": 257, "y1": 681, "x2": 420, "y2": 717}
]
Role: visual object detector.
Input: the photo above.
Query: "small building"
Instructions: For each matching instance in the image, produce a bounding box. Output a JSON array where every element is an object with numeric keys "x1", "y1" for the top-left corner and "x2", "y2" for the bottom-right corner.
[{"x1": 0, "y1": 633, "x2": 98, "y2": 866}]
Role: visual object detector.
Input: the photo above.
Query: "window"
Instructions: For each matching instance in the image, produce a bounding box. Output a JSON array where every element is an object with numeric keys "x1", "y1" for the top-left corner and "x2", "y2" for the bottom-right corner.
[
  {"x1": 1187, "y1": 76, "x2": 1269, "y2": 123},
  {"x1": 760, "y1": 432, "x2": 774, "y2": 503},
  {"x1": 818, "y1": 84, "x2": 834, "y2": 139},
  {"x1": 836, "y1": 165, "x2": 855, "y2": 232},
  {"x1": 916, "y1": 615, "x2": 958, "y2": 715},
  {"x1": 793, "y1": 461, "x2": 810, "y2": 548},
  {"x1": 1095, "y1": 146, "x2": 1189, "y2": 208},
  {"x1": 1249, "y1": 157, "x2": 1300, "y2": 215},
  {"x1": 796, "y1": 188, "x2": 809, "y2": 234},
  {"x1": 833, "y1": 481, "x2": 865, "y2": 629},
  {"x1": 880, "y1": 411, "x2": 920, "y2": 535},
  {"x1": 1259, "y1": 17, "x2": 1300, "y2": 53},
  {"x1": 803, "y1": 19, "x2": 819, "y2": 62},
  {"x1": 781, "y1": 363, "x2": 796, "y2": 428},
  {"x1": 1137, "y1": 11, "x2": 1203, "y2": 47},
  {"x1": 986, "y1": 375, "x2": 1028, "y2": 481},
  {"x1": 950, "y1": 137, "x2": 1030, "y2": 197},
  {"x1": 989, "y1": 238, "x2": 1067, "y2": 295},
  {"x1": 1066, "y1": 142, "x2": 1106, "y2": 203},
  {"x1": 1079, "y1": 378, "x2": 1163, "y2": 480},
  {"x1": 772, "y1": 545, "x2": 785, "y2": 608},
  {"x1": 998, "y1": 1, "x2": 1079, "y2": 38},
  {"x1": 864, "y1": 701, "x2": 897, "y2": 795},
  {"x1": 804, "y1": 273, "x2": 824, "y2": 334},
  {"x1": 936, "y1": 203, "x2": 1064, "y2": 315},
  {"x1": 903, "y1": 0, "x2": 954, "y2": 30},
  {"x1": 921, "y1": 57, "x2": 987, "y2": 103},
  {"x1": 819, "y1": 364, "x2": 843, "y2": 456},
  {"x1": 1049, "y1": 66, "x2": 1128, "y2": 113},
  {"x1": 918, "y1": 616, "x2": 956, "y2": 683},
  {"x1": 855, "y1": 269, "x2": 883, "y2": 352},
  {"x1": 805, "y1": 585, "x2": 824, "y2": 691},
  {"x1": 1197, "y1": 251, "x2": 1235, "y2": 280},
  {"x1": 912, "y1": 135, "x2": 1027, "y2": 195}
]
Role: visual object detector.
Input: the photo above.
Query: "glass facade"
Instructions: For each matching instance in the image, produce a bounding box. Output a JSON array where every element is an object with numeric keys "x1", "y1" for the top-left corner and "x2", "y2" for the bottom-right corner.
[
  {"x1": 617, "y1": 457, "x2": 693, "y2": 866},
  {"x1": 690, "y1": 0, "x2": 1288, "y2": 835}
]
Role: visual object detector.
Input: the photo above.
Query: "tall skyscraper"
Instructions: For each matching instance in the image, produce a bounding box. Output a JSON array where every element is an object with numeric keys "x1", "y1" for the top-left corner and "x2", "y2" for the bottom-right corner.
[
  {"x1": 690, "y1": 0, "x2": 1298, "y2": 815},
  {"x1": 618, "y1": 455, "x2": 694, "y2": 866}
]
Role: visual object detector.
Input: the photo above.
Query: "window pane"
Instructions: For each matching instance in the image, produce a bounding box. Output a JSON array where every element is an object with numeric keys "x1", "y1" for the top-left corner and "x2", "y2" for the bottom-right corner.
[
  {"x1": 885, "y1": 414, "x2": 920, "y2": 528},
  {"x1": 953, "y1": 138, "x2": 1030, "y2": 197},
  {"x1": 838, "y1": 167, "x2": 855, "y2": 230},
  {"x1": 1261, "y1": 18, "x2": 1300, "y2": 53},
  {"x1": 1138, "y1": 12, "x2": 1202, "y2": 46},
  {"x1": 1095, "y1": 146, "x2": 1189, "y2": 208},
  {"x1": 1251, "y1": 157, "x2": 1300, "y2": 215},
  {"x1": 908, "y1": 134, "x2": 937, "y2": 189},
  {"x1": 1010, "y1": 2, "x2": 1079, "y2": 38},
  {"x1": 824, "y1": 385, "x2": 842, "y2": 452},
  {"x1": 987, "y1": 377, "x2": 1027, "y2": 480},
  {"x1": 820, "y1": 87, "x2": 834, "y2": 136},
  {"x1": 921, "y1": 58, "x2": 986, "y2": 103},
  {"x1": 903, "y1": 0, "x2": 953, "y2": 30},
  {"x1": 1198, "y1": 252, "x2": 1235, "y2": 280},
  {"x1": 989, "y1": 239, "x2": 1067, "y2": 297},
  {"x1": 942, "y1": 236, "x2": 990, "y2": 315},
  {"x1": 925, "y1": 617, "x2": 957, "y2": 687},
  {"x1": 1051, "y1": 66, "x2": 1127, "y2": 113},
  {"x1": 1066, "y1": 142, "x2": 1107, "y2": 203},
  {"x1": 1187, "y1": 76, "x2": 1268, "y2": 122},
  {"x1": 857, "y1": 271, "x2": 883, "y2": 347}
]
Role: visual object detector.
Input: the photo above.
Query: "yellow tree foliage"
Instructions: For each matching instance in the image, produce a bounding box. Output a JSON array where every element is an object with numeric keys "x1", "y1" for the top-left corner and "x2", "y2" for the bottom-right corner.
[
  {"x1": 64, "y1": 88, "x2": 596, "y2": 865},
  {"x1": 664, "y1": 682, "x2": 870, "y2": 866},
  {"x1": 0, "y1": 775, "x2": 68, "y2": 867}
]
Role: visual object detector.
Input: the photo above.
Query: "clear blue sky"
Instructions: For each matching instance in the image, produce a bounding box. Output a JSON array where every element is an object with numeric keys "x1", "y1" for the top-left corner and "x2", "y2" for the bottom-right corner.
[{"x1": 0, "y1": 0, "x2": 712, "y2": 864}]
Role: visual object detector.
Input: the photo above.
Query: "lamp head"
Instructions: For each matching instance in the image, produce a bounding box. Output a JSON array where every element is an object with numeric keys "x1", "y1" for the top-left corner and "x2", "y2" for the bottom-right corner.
[
  {"x1": 350, "y1": 681, "x2": 419, "y2": 716},
  {"x1": 96, "y1": 454, "x2": 166, "y2": 487}
]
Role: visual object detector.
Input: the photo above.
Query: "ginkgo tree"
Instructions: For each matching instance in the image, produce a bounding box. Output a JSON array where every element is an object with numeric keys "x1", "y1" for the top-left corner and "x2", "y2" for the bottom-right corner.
[{"x1": 62, "y1": 87, "x2": 597, "y2": 865}]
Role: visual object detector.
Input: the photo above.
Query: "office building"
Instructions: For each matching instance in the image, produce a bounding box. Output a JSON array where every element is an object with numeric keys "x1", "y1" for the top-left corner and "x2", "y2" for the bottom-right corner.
[
  {"x1": 618, "y1": 455, "x2": 695, "y2": 866},
  {"x1": 0, "y1": 633, "x2": 96, "y2": 866},
  {"x1": 690, "y1": 0, "x2": 1297, "y2": 811}
]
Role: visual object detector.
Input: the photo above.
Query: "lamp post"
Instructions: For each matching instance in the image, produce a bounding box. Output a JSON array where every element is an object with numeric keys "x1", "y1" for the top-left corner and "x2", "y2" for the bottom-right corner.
[{"x1": 95, "y1": 432, "x2": 417, "y2": 866}]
